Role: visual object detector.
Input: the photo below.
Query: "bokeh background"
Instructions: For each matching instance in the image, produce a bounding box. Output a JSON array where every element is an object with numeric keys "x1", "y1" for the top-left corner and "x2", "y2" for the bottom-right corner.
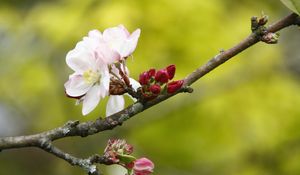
[{"x1": 0, "y1": 0, "x2": 300, "y2": 174}]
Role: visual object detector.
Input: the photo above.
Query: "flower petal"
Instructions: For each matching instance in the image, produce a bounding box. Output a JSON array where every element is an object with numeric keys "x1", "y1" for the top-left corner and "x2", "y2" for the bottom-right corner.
[
  {"x1": 64, "y1": 74, "x2": 91, "y2": 97},
  {"x1": 88, "y1": 29, "x2": 102, "y2": 39},
  {"x1": 102, "y1": 25, "x2": 131, "y2": 57},
  {"x1": 125, "y1": 78, "x2": 141, "y2": 102},
  {"x1": 103, "y1": 25, "x2": 129, "y2": 43},
  {"x1": 99, "y1": 65, "x2": 110, "y2": 95},
  {"x1": 129, "y1": 78, "x2": 141, "y2": 91},
  {"x1": 82, "y1": 84, "x2": 102, "y2": 115},
  {"x1": 106, "y1": 95, "x2": 125, "y2": 117},
  {"x1": 96, "y1": 41, "x2": 120, "y2": 64},
  {"x1": 119, "y1": 28, "x2": 141, "y2": 57},
  {"x1": 66, "y1": 47, "x2": 94, "y2": 73}
]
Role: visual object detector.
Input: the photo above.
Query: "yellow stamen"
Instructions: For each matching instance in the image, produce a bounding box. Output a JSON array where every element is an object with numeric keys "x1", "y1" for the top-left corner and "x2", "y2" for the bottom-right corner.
[{"x1": 83, "y1": 69, "x2": 100, "y2": 84}]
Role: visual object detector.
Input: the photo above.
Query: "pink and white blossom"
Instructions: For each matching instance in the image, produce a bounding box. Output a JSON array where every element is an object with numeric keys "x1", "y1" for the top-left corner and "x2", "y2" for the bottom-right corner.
[
  {"x1": 65, "y1": 25, "x2": 141, "y2": 116},
  {"x1": 65, "y1": 31, "x2": 120, "y2": 115}
]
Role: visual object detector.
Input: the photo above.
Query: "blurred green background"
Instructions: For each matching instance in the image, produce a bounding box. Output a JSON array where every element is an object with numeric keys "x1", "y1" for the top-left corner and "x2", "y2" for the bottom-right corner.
[{"x1": 0, "y1": 0, "x2": 300, "y2": 174}]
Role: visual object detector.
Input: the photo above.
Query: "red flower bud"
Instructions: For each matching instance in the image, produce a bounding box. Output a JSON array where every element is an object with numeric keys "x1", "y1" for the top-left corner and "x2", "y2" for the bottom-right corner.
[
  {"x1": 139, "y1": 69, "x2": 156, "y2": 85},
  {"x1": 155, "y1": 69, "x2": 169, "y2": 83},
  {"x1": 167, "y1": 80, "x2": 184, "y2": 93},
  {"x1": 149, "y1": 84, "x2": 161, "y2": 95},
  {"x1": 148, "y1": 68, "x2": 156, "y2": 77},
  {"x1": 166, "y1": 64, "x2": 176, "y2": 80},
  {"x1": 139, "y1": 72, "x2": 150, "y2": 85}
]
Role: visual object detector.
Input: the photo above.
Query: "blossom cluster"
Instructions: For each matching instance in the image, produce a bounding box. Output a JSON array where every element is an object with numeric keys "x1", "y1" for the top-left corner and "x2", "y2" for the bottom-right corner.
[
  {"x1": 104, "y1": 139, "x2": 154, "y2": 175},
  {"x1": 139, "y1": 64, "x2": 184, "y2": 99},
  {"x1": 64, "y1": 25, "x2": 141, "y2": 116}
]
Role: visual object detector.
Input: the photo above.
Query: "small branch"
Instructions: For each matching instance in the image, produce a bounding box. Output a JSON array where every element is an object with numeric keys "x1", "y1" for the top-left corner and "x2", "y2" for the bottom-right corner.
[
  {"x1": 39, "y1": 139, "x2": 113, "y2": 175},
  {"x1": 184, "y1": 13, "x2": 299, "y2": 86},
  {"x1": 0, "y1": 12, "x2": 299, "y2": 174},
  {"x1": 41, "y1": 142, "x2": 100, "y2": 175}
]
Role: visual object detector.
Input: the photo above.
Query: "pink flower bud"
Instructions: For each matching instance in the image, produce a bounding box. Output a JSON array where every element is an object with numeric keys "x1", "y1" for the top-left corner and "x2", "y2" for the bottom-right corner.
[
  {"x1": 166, "y1": 64, "x2": 176, "y2": 80},
  {"x1": 133, "y1": 157, "x2": 154, "y2": 175},
  {"x1": 167, "y1": 80, "x2": 184, "y2": 93},
  {"x1": 139, "y1": 72, "x2": 150, "y2": 85},
  {"x1": 155, "y1": 69, "x2": 169, "y2": 83},
  {"x1": 149, "y1": 84, "x2": 161, "y2": 95}
]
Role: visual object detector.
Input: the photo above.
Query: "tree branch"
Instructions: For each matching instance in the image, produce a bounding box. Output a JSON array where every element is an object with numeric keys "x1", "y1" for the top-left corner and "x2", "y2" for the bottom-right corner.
[
  {"x1": 40, "y1": 140, "x2": 113, "y2": 175},
  {"x1": 0, "y1": 13, "x2": 299, "y2": 174}
]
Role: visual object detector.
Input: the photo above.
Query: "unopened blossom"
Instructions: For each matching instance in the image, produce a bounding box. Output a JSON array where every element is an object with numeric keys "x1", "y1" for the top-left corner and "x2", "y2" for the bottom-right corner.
[
  {"x1": 65, "y1": 31, "x2": 121, "y2": 115},
  {"x1": 167, "y1": 80, "x2": 184, "y2": 93},
  {"x1": 149, "y1": 84, "x2": 161, "y2": 95},
  {"x1": 147, "y1": 69, "x2": 156, "y2": 77},
  {"x1": 102, "y1": 24, "x2": 141, "y2": 58},
  {"x1": 155, "y1": 65, "x2": 176, "y2": 83},
  {"x1": 133, "y1": 157, "x2": 154, "y2": 175},
  {"x1": 155, "y1": 69, "x2": 169, "y2": 83},
  {"x1": 139, "y1": 71, "x2": 150, "y2": 85},
  {"x1": 166, "y1": 64, "x2": 176, "y2": 80},
  {"x1": 139, "y1": 68, "x2": 156, "y2": 85}
]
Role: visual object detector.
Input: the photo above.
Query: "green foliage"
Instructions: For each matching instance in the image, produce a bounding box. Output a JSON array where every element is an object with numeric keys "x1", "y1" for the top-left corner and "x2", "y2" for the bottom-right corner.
[
  {"x1": 281, "y1": 0, "x2": 300, "y2": 15},
  {"x1": 0, "y1": 0, "x2": 299, "y2": 175}
]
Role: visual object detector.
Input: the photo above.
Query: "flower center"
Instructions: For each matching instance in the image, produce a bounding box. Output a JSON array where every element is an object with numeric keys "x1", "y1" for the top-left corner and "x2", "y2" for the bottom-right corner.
[{"x1": 83, "y1": 69, "x2": 100, "y2": 84}]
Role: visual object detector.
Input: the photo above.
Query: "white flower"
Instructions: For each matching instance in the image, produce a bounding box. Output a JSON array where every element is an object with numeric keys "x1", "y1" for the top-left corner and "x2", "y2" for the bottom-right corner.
[{"x1": 65, "y1": 31, "x2": 120, "y2": 115}]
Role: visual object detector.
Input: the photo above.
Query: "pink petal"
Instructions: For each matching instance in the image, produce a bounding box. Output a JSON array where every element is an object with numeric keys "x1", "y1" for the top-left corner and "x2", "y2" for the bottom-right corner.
[
  {"x1": 102, "y1": 25, "x2": 130, "y2": 57},
  {"x1": 103, "y1": 25, "x2": 129, "y2": 42},
  {"x1": 82, "y1": 84, "x2": 102, "y2": 115},
  {"x1": 64, "y1": 74, "x2": 91, "y2": 97},
  {"x1": 96, "y1": 41, "x2": 120, "y2": 64},
  {"x1": 119, "y1": 28, "x2": 141, "y2": 57},
  {"x1": 117, "y1": 24, "x2": 130, "y2": 36},
  {"x1": 88, "y1": 29, "x2": 102, "y2": 39},
  {"x1": 106, "y1": 95, "x2": 125, "y2": 117}
]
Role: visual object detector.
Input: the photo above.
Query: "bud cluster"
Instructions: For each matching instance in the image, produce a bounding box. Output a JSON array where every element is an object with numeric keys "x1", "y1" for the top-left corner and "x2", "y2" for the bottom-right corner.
[
  {"x1": 104, "y1": 139, "x2": 134, "y2": 164},
  {"x1": 261, "y1": 32, "x2": 280, "y2": 44},
  {"x1": 250, "y1": 14, "x2": 279, "y2": 44},
  {"x1": 103, "y1": 139, "x2": 154, "y2": 175},
  {"x1": 251, "y1": 15, "x2": 268, "y2": 32},
  {"x1": 139, "y1": 64, "x2": 184, "y2": 100}
]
